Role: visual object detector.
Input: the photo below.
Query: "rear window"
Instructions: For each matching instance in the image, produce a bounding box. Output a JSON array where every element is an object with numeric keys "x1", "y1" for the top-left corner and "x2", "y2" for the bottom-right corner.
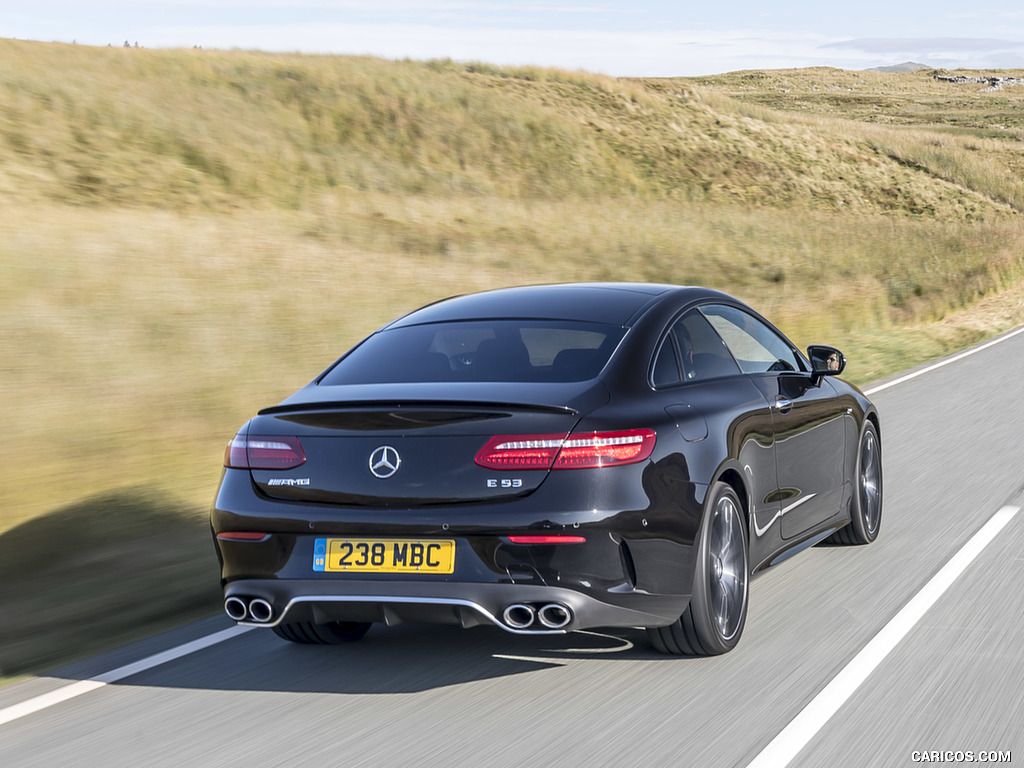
[{"x1": 320, "y1": 321, "x2": 625, "y2": 384}]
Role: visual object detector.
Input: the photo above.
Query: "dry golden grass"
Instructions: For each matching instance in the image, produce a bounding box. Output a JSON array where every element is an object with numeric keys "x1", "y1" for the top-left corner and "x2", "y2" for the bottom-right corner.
[{"x1": 689, "y1": 67, "x2": 1024, "y2": 212}]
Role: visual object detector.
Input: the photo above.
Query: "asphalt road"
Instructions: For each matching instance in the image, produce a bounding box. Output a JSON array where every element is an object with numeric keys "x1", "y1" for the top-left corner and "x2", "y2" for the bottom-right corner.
[{"x1": 2, "y1": 329, "x2": 1022, "y2": 768}]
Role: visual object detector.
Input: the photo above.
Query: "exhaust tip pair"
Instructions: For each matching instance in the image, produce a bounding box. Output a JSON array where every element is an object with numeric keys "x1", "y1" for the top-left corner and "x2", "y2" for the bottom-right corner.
[
  {"x1": 224, "y1": 596, "x2": 273, "y2": 623},
  {"x1": 502, "y1": 602, "x2": 572, "y2": 630}
]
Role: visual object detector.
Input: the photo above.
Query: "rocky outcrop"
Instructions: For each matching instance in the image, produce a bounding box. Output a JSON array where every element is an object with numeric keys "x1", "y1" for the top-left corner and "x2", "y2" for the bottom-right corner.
[{"x1": 934, "y1": 74, "x2": 1024, "y2": 91}]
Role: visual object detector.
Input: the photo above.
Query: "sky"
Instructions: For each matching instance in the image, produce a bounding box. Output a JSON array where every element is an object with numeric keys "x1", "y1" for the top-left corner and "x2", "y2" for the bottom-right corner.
[{"x1": 4, "y1": 1, "x2": 1024, "y2": 77}]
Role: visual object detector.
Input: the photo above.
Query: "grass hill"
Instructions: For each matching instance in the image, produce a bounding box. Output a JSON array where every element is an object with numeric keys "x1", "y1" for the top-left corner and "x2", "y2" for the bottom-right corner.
[
  {"x1": 5, "y1": 45, "x2": 1023, "y2": 215},
  {"x1": 2, "y1": 38, "x2": 1023, "y2": 676}
]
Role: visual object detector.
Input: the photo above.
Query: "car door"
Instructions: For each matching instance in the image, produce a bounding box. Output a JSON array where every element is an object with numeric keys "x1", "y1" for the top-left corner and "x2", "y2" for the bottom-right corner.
[{"x1": 700, "y1": 304, "x2": 848, "y2": 539}]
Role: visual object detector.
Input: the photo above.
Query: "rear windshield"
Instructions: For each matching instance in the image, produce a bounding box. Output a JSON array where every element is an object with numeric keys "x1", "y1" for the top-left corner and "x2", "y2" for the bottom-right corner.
[{"x1": 320, "y1": 321, "x2": 625, "y2": 384}]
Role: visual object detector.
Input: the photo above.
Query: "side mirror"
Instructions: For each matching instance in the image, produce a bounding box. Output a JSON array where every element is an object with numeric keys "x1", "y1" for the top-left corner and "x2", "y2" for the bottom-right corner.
[{"x1": 807, "y1": 345, "x2": 846, "y2": 380}]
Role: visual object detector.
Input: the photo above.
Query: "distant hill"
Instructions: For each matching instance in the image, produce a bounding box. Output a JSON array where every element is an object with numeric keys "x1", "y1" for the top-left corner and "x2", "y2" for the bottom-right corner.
[{"x1": 868, "y1": 61, "x2": 932, "y2": 73}]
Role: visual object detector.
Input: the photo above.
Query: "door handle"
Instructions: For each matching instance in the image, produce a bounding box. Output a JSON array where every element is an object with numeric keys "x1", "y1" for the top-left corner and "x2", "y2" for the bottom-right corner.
[{"x1": 775, "y1": 397, "x2": 793, "y2": 414}]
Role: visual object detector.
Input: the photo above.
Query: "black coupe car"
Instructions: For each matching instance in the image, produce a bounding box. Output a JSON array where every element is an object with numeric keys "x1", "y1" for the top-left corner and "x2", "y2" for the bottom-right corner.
[{"x1": 212, "y1": 283, "x2": 881, "y2": 655}]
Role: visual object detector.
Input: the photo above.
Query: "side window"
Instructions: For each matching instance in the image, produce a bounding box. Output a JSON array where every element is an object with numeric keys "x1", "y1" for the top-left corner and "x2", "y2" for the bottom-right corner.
[
  {"x1": 654, "y1": 310, "x2": 741, "y2": 386},
  {"x1": 700, "y1": 305, "x2": 802, "y2": 375}
]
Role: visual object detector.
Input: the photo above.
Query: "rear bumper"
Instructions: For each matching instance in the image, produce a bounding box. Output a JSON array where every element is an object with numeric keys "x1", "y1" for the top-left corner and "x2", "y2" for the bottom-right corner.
[
  {"x1": 212, "y1": 465, "x2": 705, "y2": 633},
  {"x1": 222, "y1": 578, "x2": 689, "y2": 634}
]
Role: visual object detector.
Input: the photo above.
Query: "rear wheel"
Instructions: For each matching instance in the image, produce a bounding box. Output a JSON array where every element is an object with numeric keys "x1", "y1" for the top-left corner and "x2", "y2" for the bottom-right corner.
[
  {"x1": 648, "y1": 481, "x2": 749, "y2": 656},
  {"x1": 828, "y1": 420, "x2": 882, "y2": 545},
  {"x1": 272, "y1": 620, "x2": 372, "y2": 644}
]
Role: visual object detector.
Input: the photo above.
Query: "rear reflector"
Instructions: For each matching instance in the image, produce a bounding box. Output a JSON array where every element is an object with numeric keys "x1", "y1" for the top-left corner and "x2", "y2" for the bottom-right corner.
[
  {"x1": 475, "y1": 429, "x2": 655, "y2": 470},
  {"x1": 224, "y1": 434, "x2": 306, "y2": 470},
  {"x1": 507, "y1": 535, "x2": 586, "y2": 544},
  {"x1": 216, "y1": 532, "x2": 270, "y2": 542}
]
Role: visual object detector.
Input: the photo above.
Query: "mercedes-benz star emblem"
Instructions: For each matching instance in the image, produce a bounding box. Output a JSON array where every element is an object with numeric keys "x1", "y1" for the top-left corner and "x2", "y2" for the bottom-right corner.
[{"x1": 369, "y1": 445, "x2": 401, "y2": 478}]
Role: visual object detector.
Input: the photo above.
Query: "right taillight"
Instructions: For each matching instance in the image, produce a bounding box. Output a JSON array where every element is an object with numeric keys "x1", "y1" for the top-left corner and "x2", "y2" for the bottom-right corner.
[
  {"x1": 553, "y1": 430, "x2": 656, "y2": 468},
  {"x1": 475, "y1": 429, "x2": 655, "y2": 470},
  {"x1": 224, "y1": 433, "x2": 306, "y2": 470}
]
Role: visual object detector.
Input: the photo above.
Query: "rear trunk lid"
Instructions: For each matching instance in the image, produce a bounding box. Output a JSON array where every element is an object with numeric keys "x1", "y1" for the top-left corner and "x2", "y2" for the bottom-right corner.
[{"x1": 245, "y1": 381, "x2": 607, "y2": 506}]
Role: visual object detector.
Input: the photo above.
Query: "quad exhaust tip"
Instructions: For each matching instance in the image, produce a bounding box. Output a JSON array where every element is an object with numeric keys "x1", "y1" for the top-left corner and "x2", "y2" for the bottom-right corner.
[
  {"x1": 502, "y1": 602, "x2": 572, "y2": 630},
  {"x1": 224, "y1": 596, "x2": 248, "y2": 622},
  {"x1": 224, "y1": 596, "x2": 274, "y2": 624},
  {"x1": 248, "y1": 598, "x2": 273, "y2": 623},
  {"x1": 502, "y1": 603, "x2": 536, "y2": 629},
  {"x1": 537, "y1": 603, "x2": 572, "y2": 629}
]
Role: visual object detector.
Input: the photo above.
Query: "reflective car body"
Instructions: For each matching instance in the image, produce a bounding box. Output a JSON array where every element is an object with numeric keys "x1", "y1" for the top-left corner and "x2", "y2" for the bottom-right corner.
[{"x1": 211, "y1": 283, "x2": 881, "y2": 654}]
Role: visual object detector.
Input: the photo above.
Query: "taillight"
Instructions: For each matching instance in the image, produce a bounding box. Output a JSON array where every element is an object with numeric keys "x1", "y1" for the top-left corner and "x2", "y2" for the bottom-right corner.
[
  {"x1": 224, "y1": 434, "x2": 306, "y2": 470},
  {"x1": 475, "y1": 429, "x2": 655, "y2": 470}
]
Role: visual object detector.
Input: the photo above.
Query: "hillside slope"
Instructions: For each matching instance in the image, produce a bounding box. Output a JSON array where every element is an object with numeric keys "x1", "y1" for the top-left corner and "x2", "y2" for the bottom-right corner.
[{"x1": 2, "y1": 41, "x2": 1021, "y2": 219}]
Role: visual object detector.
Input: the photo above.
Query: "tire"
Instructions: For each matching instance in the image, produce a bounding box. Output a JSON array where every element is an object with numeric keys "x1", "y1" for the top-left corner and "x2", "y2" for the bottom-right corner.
[
  {"x1": 828, "y1": 420, "x2": 882, "y2": 546},
  {"x1": 648, "y1": 481, "x2": 749, "y2": 656},
  {"x1": 272, "y1": 620, "x2": 373, "y2": 644}
]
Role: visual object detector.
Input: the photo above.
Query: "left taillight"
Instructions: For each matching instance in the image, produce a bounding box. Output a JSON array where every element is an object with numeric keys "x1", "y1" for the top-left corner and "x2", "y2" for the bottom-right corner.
[
  {"x1": 224, "y1": 433, "x2": 306, "y2": 470},
  {"x1": 475, "y1": 429, "x2": 655, "y2": 470}
]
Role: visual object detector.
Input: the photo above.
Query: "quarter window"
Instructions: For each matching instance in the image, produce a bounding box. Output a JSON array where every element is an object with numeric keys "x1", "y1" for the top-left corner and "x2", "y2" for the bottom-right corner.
[
  {"x1": 652, "y1": 337, "x2": 681, "y2": 387},
  {"x1": 652, "y1": 309, "x2": 741, "y2": 387}
]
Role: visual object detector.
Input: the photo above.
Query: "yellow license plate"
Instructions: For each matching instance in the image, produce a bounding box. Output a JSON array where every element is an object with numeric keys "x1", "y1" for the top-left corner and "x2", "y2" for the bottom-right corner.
[{"x1": 314, "y1": 538, "x2": 455, "y2": 574}]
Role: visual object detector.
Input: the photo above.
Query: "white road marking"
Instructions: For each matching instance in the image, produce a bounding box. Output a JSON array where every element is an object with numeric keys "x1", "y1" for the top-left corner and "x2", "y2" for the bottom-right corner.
[
  {"x1": 746, "y1": 505, "x2": 1019, "y2": 768},
  {"x1": 864, "y1": 326, "x2": 1024, "y2": 395},
  {"x1": 0, "y1": 626, "x2": 254, "y2": 727}
]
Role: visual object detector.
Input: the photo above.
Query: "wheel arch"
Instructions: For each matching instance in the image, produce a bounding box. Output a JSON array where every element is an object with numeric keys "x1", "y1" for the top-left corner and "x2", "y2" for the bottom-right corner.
[
  {"x1": 716, "y1": 467, "x2": 751, "y2": 537},
  {"x1": 866, "y1": 408, "x2": 881, "y2": 448}
]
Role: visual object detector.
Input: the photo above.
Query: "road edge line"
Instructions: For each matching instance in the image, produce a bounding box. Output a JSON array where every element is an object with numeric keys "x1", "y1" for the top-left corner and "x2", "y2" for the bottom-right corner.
[{"x1": 864, "y1": 326, "x2": 1024, "y2": 395}]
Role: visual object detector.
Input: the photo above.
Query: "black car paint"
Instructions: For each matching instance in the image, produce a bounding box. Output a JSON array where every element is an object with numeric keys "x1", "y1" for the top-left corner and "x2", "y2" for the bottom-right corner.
[{"x1": 211, "y1": 283, "x2": 878, "y2": 638}]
